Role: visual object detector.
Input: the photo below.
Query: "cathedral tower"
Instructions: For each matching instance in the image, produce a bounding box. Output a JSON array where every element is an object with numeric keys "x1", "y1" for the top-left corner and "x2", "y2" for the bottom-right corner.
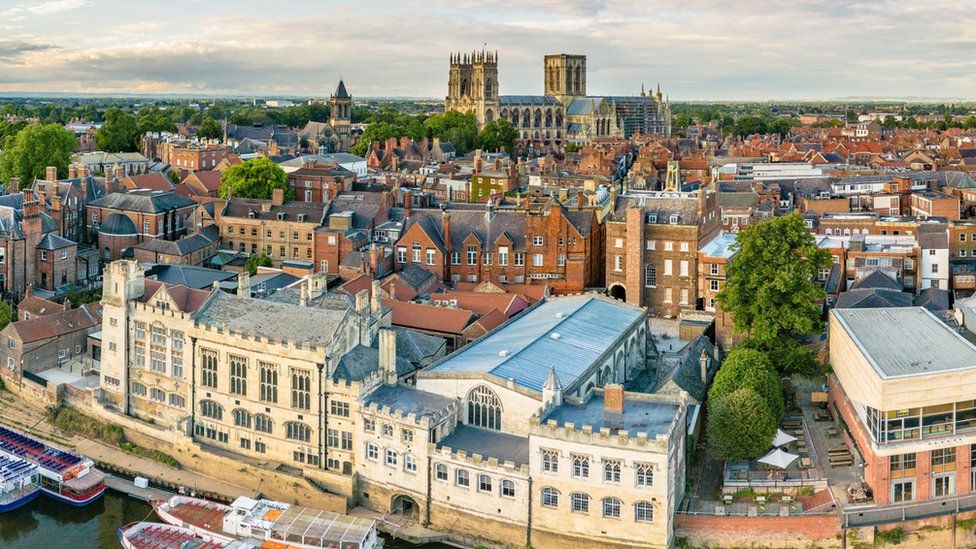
[
  {"x1": 445, "y1": 50, "x2": 499, "y2": 128},
  {"x1": 330, "y1": 79, "x2": 352, "y2": 152},
  {"x1": 544, "y1": 54, "x2": 587, "y2": 106}
]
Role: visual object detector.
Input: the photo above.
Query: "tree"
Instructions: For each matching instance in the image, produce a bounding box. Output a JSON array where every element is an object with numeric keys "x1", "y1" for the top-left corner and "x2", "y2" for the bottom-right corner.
[
  {"x1": 716, "y1": 214, "x2": 831, "y2": 349},
  {"x1": 219, "y1": 157, "x2": 289, "y2": 200},
  {"x1": 245, "y1": 253, "x2": 273, "y2": 276},
  {"x1": 732, "y1": 115, "x2": 769, "y2": 137},
  {"x1": 197, "y1": 118, "x2": 223, "y2": 141},
  {"x1": 707, "y1": 388, "x2": 778, "y2": 460},
  {"x1": 423, "y1": 111, "x2": 478, "y2": 154},
  {"x1": 0, "y1": 302, "x2": 11, "y2": 331},
  {"x1": 564, "y1": 142, "x2": 581, "y2": 153},
  {"x1": 136, "y1": 107, "x2": 177, "y2": 136},
  {"x1": 0, "y1": 123, "x2": 75, "y2": 187},
  {"x1": 96, "y1": 109, "x2": 139, "y2": 152},
  {"x1": 350, "y1": 121, "x2": 401, "y2": 156},
  {"x1": 708, "y1": 347, "x2": 784, "y2": 420},
  {"x1": 476, "y1": 119, "x2": 518, "y2": 153}
]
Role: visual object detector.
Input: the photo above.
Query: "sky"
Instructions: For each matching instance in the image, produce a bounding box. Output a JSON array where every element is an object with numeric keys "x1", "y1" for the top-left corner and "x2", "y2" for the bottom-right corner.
[{"x1": 0, "y1": 0, "x2": 975, "y2": 100}]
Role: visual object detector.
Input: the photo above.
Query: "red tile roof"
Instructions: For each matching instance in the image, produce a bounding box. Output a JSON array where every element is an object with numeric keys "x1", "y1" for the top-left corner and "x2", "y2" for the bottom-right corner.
[
  {"x1": 124, "y1": 173, "x2": 175, "y2": 192},
  {"x1": 138, "y1": 279, "x2": 211, "y2": 313},
  {"x1": 11, "y1": 303, "x2": 102, "y2": 344},
  {"x1": 383, "y1": 299, "x2": 473, "y2": 334},
  {"x1": 431, "y1": 291, "x2": 528, "y2": 317},
  {"x1": 17, "y1": 295, "x2": 62, "y2": 319}
]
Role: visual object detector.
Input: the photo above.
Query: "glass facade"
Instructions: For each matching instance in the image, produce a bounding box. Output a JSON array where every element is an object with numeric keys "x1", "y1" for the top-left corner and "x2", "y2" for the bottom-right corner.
[{"x1": 866, "y1": 400, "x2": 976, "y2": 444}]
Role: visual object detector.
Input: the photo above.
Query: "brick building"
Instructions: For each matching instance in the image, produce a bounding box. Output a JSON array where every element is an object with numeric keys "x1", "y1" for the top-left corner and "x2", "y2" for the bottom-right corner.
[
  {"x1": 88, "y1": 190, "x2": 198, "y2": 262},
  {"x1": 0, "y1": 302, "x2": 102, "y2": 379},
  {"x1": 287, "y1": 162, "x2": 356, "y2": 203},
  {"x1": 215, "y1": 189, "x2": 327, "y2": 267},
  {"x1": 910, "y1": 190, "x2": 960, "y2": 220},
  {"x1": 132, "y1": 224, "x2": 220, "y2": 266},
  {"x1": 162, "y1": 141, "x2": 230, "y2": 175},
  {"x1": 312, "y1": 192, "x2": 391, "y2": 275},
  {"x1": 0, "y1": 192, "x2": 78, "y2": 300},
  {"x1": 604, "y1": 184, "x2": 721, "y2": 316},
  {"x1": 393, "y1": 200, "x2": 601, "y2": 295}
]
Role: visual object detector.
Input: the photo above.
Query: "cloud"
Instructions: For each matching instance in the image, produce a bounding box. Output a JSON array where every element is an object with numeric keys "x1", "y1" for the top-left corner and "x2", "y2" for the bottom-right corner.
[
  {"x1": 0, "y1": 40, "x2": 56, "y2": 61},
  {"x1": 25, "y1": 0, "x2": 89, "y2": 15}
]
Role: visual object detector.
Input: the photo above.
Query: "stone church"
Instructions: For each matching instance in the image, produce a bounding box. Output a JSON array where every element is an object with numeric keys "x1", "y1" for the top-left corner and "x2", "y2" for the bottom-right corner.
[
  {"x1": 445, "y1": 51, "x2": 671, "y2": 151},
  {"x1": 300, "y1": 80, "x2": 353, "y2": 153}
]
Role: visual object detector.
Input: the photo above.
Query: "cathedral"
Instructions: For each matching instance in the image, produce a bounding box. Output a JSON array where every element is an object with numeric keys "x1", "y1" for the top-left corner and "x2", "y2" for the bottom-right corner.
[{"x1": 445, "y1": 51, "x2": 671, "y2": 151}]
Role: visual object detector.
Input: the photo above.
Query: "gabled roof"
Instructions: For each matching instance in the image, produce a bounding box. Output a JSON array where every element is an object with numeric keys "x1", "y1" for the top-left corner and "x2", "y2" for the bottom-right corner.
[
  {"x1": 10, "y1": 303, "x2": 102, "y2": 344},
  {"x1": 850, "y1": 269, "x2": 902, "y2": 291},
  {"x1": 36, "y1": 233, "x2": 75, "y2": 251},
  {"x1": 383, "y1": 299, "x2": 474, "y2": 334},
  {"x1": 89, "y1": 190, "x2": 196, "y2": 214},
  {"x1": 125, "y1": 173, "x2": 174, "y2": 192}
]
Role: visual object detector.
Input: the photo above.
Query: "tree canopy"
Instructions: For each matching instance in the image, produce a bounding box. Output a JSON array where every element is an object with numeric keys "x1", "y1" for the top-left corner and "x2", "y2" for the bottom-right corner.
[
  {"x1": 219, "y1": 157, "x2": 289, "y2": 200},
  {"x1": 476, "y1": 119, "x2": 519, "y2": 153},
  {"x1": 709, "y1": 347, "x2": 784, "y2": 420},
  {"x1": 197, "y1": 118, "x2": 223, "y2": 141},
  {"x1": 0, "y1": 123, "x2": 75, "y2": 187},
  {"x1": 0, "y1": 302, "x2": 11, "y2": 331},
  {"x1": 716, "y1": 214, "x2": 831, "y2": 347},
  {"x1": 96, "y1": 108, "x2": 139, "y2": 152},
  {"x1": 424, "y1": 111, "x2": 478, "y2": 154},
  {"x1": 707, "y1": 387, "x2": 779, "y2": 460},
  {"x1": 245, "y1": 253, "x2": 273, "y2": 275}
]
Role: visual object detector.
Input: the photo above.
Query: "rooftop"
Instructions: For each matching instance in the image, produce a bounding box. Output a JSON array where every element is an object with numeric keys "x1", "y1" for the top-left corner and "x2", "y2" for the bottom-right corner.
[
  {"x1": 437, "y1": 424, "x2": 530, "y2": 466},
  {"x1": 543, "y1": 392, "x2": 680, "y2": 438},
  {"x1": 832, "y1": 307, "x2": 976, "y2": 379},
  {"x1": 194, "y1": 291, "x2": 346, "y2": 348}
]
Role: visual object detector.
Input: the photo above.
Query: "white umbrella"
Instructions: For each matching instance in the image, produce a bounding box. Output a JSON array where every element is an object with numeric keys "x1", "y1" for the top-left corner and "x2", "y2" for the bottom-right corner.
[
  {"x1": 772, "y1": 428, "x2": 797, "y2": 447},
  {"x1": 758, "y1": 448, "x2": 799, "y2": 469}
]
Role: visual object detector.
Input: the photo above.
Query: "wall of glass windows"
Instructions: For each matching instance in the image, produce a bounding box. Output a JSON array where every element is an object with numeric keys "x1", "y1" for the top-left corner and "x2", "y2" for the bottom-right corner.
[{"x1": 866, "y1": 400, "x2": 976, "y2": 444}]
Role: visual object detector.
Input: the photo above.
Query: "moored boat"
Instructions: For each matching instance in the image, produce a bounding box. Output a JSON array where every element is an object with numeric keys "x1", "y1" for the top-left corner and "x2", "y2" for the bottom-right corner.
[
  {"x1": 0, "y1": 453, "x2": 40, "y2": 512},
  {"x1": 0, "y1": 425, "x2": 105, "y2": 506},
  {"x1": 117, "y1": 521, "x2": 244, "y2": 549}
]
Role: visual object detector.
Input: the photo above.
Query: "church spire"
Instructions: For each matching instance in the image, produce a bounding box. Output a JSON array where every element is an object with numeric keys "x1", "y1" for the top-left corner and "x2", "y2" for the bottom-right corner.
[{"x1": 543, "y1": 365, "x2": 563, "y2": 407}]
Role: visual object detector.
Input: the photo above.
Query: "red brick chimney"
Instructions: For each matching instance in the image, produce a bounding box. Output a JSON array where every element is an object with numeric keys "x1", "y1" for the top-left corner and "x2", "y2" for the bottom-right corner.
[
  {"x1": 442, "y1": 208, "x2": 452, "y2": 252},
  {"x1": 9, "y1": 178, "x2": 19, "y2": 193},
  {"x1": 45, "y1": 166, "x2": 57, "y2": 181},
  {"x1": 404, "y1": 192, "x2": 412, "y2": 216},
  {"x1": 577, "y1": 190, "x2": 584, "y2": 211},
  {"x1": 271, "y1": 188, "x2": 284, "y2": 206},
  {"x1": 369, "y1": 245, "x2": 380, "y2": 276},
  {"x1": 68, "y1": 164, "x2": 77, "y2": 179},
  {"x1": 604, "y1": 383, "x2": 624, "y2": 413}
]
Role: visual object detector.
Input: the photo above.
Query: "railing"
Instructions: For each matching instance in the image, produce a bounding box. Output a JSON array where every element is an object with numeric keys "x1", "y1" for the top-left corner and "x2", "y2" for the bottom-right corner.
[{"x1": 840, "y1": 492, "x2": 976, "y2": 528}]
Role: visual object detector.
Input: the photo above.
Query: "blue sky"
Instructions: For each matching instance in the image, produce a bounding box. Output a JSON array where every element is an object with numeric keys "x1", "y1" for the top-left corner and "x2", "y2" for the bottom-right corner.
[{"x1": 1, "y1": 0, "x2": 974, "y2": 100}]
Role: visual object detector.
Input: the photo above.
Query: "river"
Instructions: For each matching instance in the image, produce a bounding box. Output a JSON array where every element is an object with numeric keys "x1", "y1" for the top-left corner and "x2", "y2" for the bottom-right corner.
[{"x1": 0, "y1": 490, "x2": 451, "y2": 549}]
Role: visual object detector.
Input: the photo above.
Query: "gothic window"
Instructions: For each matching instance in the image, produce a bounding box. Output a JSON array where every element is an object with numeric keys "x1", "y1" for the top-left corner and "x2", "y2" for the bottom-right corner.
[
  {"x1": 604, "y1": 459, "x2": 621, "y2": 483},
  {"x1": 199, "y1": 400, "x2": 222, "y2": 420},
  {"x1": 522, "y1": 109, "x2": 530, "y2": 128},
  {"x1": 233, "y1": 408, "x2": 252, "y2": 429},
  {"x1": 259, "y1": 362, "x2": 278, "y2": 403},
  {"x1": 542, "y1": 449, "x2": 559, "y2": 473},
  {"x1": 201, "y1": 349, "x2": 218, "y2": 388},
  {"x1": 534, "y1": 109, "x2": 542, "y2": 127},
  {"x1": 541, "y1": 487, "x2": 559, "y2": 508},
  {"x1": 229, "y1": 355, "x2": 247, "y2": 396},
  {"x1": 572, "y1": 454, "x2": 590, "y2": 478},
  {"x1": 254, "y1": 414, "x2": 273, "y2": 434},
  {"x1": 545, "y1": 109, "x2": 553, "y2": 128},
  {"x1": 466, "y1": 385, "x2": 502, "y2": 430},
  {"x1": 285, "y1": 421, "x2": 312, "y2": 442},
  {"x1": 485, "y1": 109, "x2": 494, "y2": 123},
  {"x1": 291, "y1": 368, "x2": 311, "y2": 411}
]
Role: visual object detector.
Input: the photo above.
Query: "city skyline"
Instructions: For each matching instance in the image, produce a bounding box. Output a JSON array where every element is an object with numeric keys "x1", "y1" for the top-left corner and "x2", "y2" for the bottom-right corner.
[{"x1": 1, "y1": 0, "x2": 974, "y2": 100}]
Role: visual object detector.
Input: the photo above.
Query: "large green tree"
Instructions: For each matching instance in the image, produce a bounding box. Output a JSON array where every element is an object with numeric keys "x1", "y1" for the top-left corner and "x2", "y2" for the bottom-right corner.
[
  {"x1": 0, "y1": 123, "x2": 75, "y2": 187},
  {"x1": 707, "y1": 388, "x2": 779, "y2": 460},
  {"x1": 197, "y1": 118, "x2": 223, "y2": 141},
  {"x1": 136, "y1": 107, "x2": 177, "y2": 136},
  {"x1": 476, "y1": 119, "x2": 519, "y2": 153},
  {"x1": 716, "y1": 214, "x2": 831, "y2": 348},
  {"x1": 708, "y1": 347, "x2": 784, "y2": 420},
  {"x1": 424, "y1": 111, "x2": 478, "y2": 154},
  {"x1": 0, "y1": 302, "x2": 11, "y2": 331},
  {"x1": 96, "y1": 109, "x2": 139, "y2": 152},
  {"x1": 219, "y1": 157, "x2": 289, "y2": 200}
]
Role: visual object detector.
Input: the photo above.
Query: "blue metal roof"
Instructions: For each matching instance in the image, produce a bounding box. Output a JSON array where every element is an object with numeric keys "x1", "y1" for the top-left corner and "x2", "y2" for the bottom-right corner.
[
  {"x1": 425, "y1": 295, "x2": 644, "y2": 393},
  {"x1": 0, "y1": 454, "x2": 35, "y2": 483}
]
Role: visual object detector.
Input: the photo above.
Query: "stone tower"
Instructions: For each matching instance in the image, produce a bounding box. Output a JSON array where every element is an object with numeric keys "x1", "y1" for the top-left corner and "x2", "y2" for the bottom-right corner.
[
  {"x1": 329, "y1": 79, "x2": 352, "y2": 152},
  {"x1": 544, "y1": 54, "x2": 587, "y2": 106},
  {"x1": 445, "y1": 50, "x2": 499, "y2": 128}
]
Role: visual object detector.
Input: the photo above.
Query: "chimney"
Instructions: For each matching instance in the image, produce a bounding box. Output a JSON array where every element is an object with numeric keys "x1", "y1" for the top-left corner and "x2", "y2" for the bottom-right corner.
[
  {"x1": 63, "y1": 298, "x2": 71, "y2": 311},
  {"x1": 355, "y1": 289, "x2": 369, "y2": 315},
  {"x1": 68, "y1": 165, "x2": 77, "y2": 179},
  {"x1": 271, "y1": 188, "x2": 284, "y2": 206},
  {"x1": 299, "y1": 282, "x2": 309, "y2": 307},
  {"x1": 369, "y1": 245, "x2": 381, "y2": 276},
  {"x1": 473, "y1": 150, "x2": 483, "y2": 173},
  {"x1": 114, "y1": 163, "x2": 125, "y2": 182},
  {"x1": 604, "y1": 383, "x2": 624, "y2": 413},
  {"x1": 25, "y1": 283, "x2": 32, "y2": 298},
  {"x1": 700, "y1": 347, "x2": 710, "y2": 384},
  {"x1": 237, "y1": 269, "x2": 251, "y2": 297},
  {"x1": 78, "y1": 165, "x2": 89, "y2": 178},
  {"x1": 403, "y1": 191, "x2": 412, "y2": 216},
  {"x1": 390, "y1": 281, "x2": 397, "y2": 301},
  {"x1": 378, "y1": 328, "x2": 398, "y2": 385},
  {"x1": 442, "y1": 207, "x2": 451, "y2": 252},
  {"x1": 8, "y1": 178, "x2": 19, "y2": 193},
  {"x1": 45, "y1": 166, "x2": 57, "y2": 181},
  {"x1": 371, "y1": 279, "x2": 382, "y2": 314},
  {"x1": 51, "y1": 194, "x2": 62, "y2": 212},
  {"x1": 577, "y1": 190, "x2": 584, "y2": 211}
]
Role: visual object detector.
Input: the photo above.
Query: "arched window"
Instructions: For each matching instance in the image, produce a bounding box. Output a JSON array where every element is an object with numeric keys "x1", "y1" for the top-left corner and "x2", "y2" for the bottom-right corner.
[
  {"x1": 233, "y1": 408, "x2": 252, "y2": 429},
  {"x1": 541, "y1": 487, "x2": 559, "y2": 508},
  {"x1": 541, "y1": 449, "x2": 559, "y2": 473},
  {"x1": 254, "y1": 414, "x2": 273, "y2": 434},
  {"x1": 634, "y1": 501, "x2": 654, "y2": 522},
  {"x1": 500, "y1": 479, "x2": 516, "y2": 498},
  {"x1": 403, "y1": 453, "x2": 417, "y2": 473},
  {"x1": 603, "y1": 497, "x2": 621, "y2": 518},
  {"x1": 199, "y1": 400, "x2": 222, "y2": 420},
  {"x1": 645, "y1": 264, "x2": 656, "y2": 288},
  {"x1": 456, "y1": 468, "x2": 470, "y2": 487},
  {"x1": 466, "y1": 385, "x2": 502, "y2": 430},
  {"x1": 571, "y1": 492, "x2": 590, "y2": 513},
  {"x1": 434, "y1": 463, "x2": 448, "y2": 481},
  {"x1": 285, "y1": 421, "x2": 311, "y2": 442}
]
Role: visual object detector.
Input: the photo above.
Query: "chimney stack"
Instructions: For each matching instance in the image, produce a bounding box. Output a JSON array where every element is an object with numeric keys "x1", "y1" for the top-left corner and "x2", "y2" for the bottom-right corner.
[
  {"x1": 700, "y1": 347, "x2": 710, "y2": 384},
  {"x1": 355, "y1": 289, "x2": 369, "y2": 315},
  {"x1": 45, "y1": 166, "x2": 57, "y2": 181},
  {"x1": 378, "y1": 328, "x2": 398, "y2": 385},
  {"x1": 68, "y1": 165, "x2": 77, "y2": 179},
  {"x1": 299, "y1": 282, "x2": 309, "y2": 306},
  {"x1": 271, "y1": 188, "x2": 284, "y2": 206},
  {"x1": 577, "y1": 190, "x2": 584, "y2": 211},
  {"x1": 237, "y1": 269, "x2": 251, "y2": 297},
  {"x1": 63, "y1": 298, "x2": 71, "y2": 311},
  {"x1": 371, "y1": 279, "x2": 382, "y2": 315},
  {"x1": 8, "y1": 178, "x2": 19, "y2": 193},
  {"x1": 604, "y1": 383, "x2": 624, "y2": 413},
  {"x1": 403, "y1": 191, "x2": 412, "y2": 216}
]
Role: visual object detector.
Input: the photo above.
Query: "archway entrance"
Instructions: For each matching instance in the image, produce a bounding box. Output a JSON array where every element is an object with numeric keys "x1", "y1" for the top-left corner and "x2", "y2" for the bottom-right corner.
[
  {"x1": 391, "y1": 494, "x2": 419, "y2": 520},
  {"x1": 608, "y1": 284, "x2": 627, "y2": 302}
]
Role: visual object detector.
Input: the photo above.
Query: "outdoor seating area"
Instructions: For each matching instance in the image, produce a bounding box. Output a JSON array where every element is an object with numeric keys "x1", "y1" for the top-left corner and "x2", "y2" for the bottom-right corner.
[{"x1": 722, "y1": 417, "x2": 827, "y2": 494}]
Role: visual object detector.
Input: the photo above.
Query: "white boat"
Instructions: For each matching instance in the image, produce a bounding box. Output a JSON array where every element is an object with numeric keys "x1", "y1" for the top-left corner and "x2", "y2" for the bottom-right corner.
[
  {"x1": 154, "y1": 494, "x2": 380, "y2": 549},
  {"x1": 117, "y1": 520, "x2": 248, "y2": 549}
]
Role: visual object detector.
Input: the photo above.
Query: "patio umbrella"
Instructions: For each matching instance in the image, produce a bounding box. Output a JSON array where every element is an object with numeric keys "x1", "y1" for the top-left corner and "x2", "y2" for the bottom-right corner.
[
  {"x1": 758, "y1": 448, "x2": 799, "y2": 469},
  {"x1": 772, "y1": 428, "x2": 797, "y2": 447}
]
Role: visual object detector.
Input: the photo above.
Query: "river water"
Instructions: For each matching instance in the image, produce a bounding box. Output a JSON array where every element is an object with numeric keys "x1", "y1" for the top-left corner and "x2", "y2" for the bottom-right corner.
[{"x1": 0, "y1": 490, "x2": 450, "y2": 549}]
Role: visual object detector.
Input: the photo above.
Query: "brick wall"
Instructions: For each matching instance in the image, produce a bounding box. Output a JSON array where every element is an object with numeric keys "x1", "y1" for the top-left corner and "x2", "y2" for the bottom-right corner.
[{"x1": 674, "y1": 513, "x2": 841, "y2": 547}]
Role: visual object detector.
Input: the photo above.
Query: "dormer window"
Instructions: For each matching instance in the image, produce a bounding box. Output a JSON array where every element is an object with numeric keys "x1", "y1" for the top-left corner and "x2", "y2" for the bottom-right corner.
[
  {"x1": 297, "y1": 214, "x2": 306, "y2": 222},
  {"x1": 248, "y1": 211, "x2": 255, "y2": 219},
  {"x1": 277, "y1": 212, "x2": 286, "y2": 221},
  {"x1": 669, "y1": 215, "x2": 679, "y2": 224},
  {"x1": 647, "y1": 214, "x2": 658, "y2": 223}
]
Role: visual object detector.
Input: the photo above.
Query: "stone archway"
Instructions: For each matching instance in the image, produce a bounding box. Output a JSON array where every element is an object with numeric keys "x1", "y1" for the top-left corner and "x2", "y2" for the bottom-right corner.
[
  {"x1": 391, "y1": 494, "x2": 420, "y2": 520},
  {"x1": 608, "y1": 283, "x2": 626, "y2": 302}
]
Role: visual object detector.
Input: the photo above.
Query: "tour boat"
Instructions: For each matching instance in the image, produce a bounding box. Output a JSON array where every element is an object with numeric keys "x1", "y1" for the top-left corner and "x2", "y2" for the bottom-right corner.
[
  {"x1": 0, "y1": 453, "x2": 40, "y2": 512},
  {"x1": 117, "y1": 521, "x2": 246, "y2": 549},
  {"x1": 154, "y1": 494, "x2": 381, "y2": 549},
  {"x1": 0, "y1": 425, "x2": 105, "y2": 505}
]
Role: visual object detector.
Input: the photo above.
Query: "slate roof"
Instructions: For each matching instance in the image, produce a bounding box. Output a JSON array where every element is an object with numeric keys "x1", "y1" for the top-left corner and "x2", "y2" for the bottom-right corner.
[
  {"x1": 364, "y1": 385, "x2": 454, "y2": 419},
  {"x1": 437, "y1": 424, "x2": 529, "y2": 466},
  {"x1": 99, "y1": 213, "x2": 138, "y2": 236},
  {"x1": 11, "y1": 303, "x2": 102, "y2": 344},
  {"x1": 133, "y1": 225, "x2": 219, "y2": 257},
  {"x1": 89, "y1": 190, "x2": 196, "y2": 214},
  {"x1": 145, "y1": 263, "x2": 236, "y2": 289},
  {"x1": 543, "y1": 392, "x2": 679, "y2": 438},
  {"x1": 36, "y1": 233, "x2": 75, "y2": 251},
  {"x1": 499, "y1": 95, "x2": 561, "y2": 106},
  {"x1": 850, "y1": 270, "x2": 902, "y2": 291},
  {"x1": 835, "y1": 288, "x2": 913, "y2": 309},
  {"x1": 652, "y1": 337, "x2": 717, "y2": 403},
  {"x1": 915, "y1": 287, "x2": 950, "y2": 312},
  {"x1": 221, "y1": 198, "x2": 326, "y2": 224},
  {"x1": 332, "y1": 344, "x2": 413, "y2": 382},
  {"x1": 334, "y1": 80, "x2": 350, "y2": 99}
]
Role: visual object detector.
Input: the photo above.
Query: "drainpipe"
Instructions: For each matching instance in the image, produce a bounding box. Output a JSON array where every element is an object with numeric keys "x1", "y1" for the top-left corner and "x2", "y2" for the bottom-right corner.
[
  {"x1": 318, "y1": 357, "x2": 328, "y2": 469},
  {"x1": 526, "y1": 475, "x2": 533, "y2": 547},
  {"x1": 424, "y1": 454, "x2": 432, "y2": 527},
  {"x1": 189, "y1": 336, "x2": 197, "y2": 438}
]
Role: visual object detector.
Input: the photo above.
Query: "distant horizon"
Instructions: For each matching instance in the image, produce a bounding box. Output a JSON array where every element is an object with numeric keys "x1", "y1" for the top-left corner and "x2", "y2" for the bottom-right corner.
[{"x1": 4, "y1": 1, "x2": 976, "y2": 100}]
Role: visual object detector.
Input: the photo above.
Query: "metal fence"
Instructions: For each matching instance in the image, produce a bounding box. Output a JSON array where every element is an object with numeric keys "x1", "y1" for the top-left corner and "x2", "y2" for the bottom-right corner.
[{"x1": 840, "y1": 493, "x2": 976, "y2": 528}]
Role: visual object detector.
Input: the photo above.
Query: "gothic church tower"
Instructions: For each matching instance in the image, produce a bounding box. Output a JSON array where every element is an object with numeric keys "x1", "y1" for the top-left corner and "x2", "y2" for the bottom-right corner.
[
  {"x1": 330, "y1": 79, "x2": 352, "y2": 152},
  {"x1": 445, "y1": 50, "x2": 499, "y2": 128}
]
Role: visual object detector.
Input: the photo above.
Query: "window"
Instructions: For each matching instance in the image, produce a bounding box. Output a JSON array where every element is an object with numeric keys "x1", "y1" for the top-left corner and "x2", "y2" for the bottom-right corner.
[
  {"x1": 285, "y1": 422, "x2": 311, "y2": 442},
  {"x1": 541, "y1": 487, "x2": 559, "y2": 508},
  {"x1": 572, "y1": 454, "x2": 589, "y2": 478},
  {"x1": 889, "y1": 454, "x2": 916, "y2": 479},
  {"x1": 255, "y1": 441, "x2": 266, "y2": 454},
  {"x1": 932, "y1": 448, "x2": 956, "y2": 472},
  {"x1": 467, "y1": 385, "x2": 502, "y2": 430},
  {"x1": 363, "y1": 418, "x2": 376, "y2": 433},
  {"x1": 382, "y1": 423, "x2": 393, "y2": 437},
  {"x1": 541, "y1": 449, "x2": 559, "y2": 473},
  {"x1": 150, "y1": 388, "x2": 166, "y2": 403},
  {"x1": 636, "y1": 463, "x2": 654, "y2": 487},
  {"x1": 229, "y1": 355, "x2": 247, "y2": 396},
  {"x1": 199, "y1": 400, "x2": 222, "y2": 420},
  {"x1": 396, "y1": 247, "x2": 406, "y2": 263},
  {"x1": 603, "y1": 497, "x2": 621, "y2": 518},
  {"x1": 132, "y1": 382, "x2": 148, "y2": 397},
  {"x1": 710, "y1": 280, "x2": 719, "y2": 292},
  {"x1": 533, "y1": 236, "x2": 544, "y2": 246},
  {"x1": 171, "y1": 330, "x2": 184, "y2": 350},
  {"x1": 385, "y1": 448, "x2": 398, "y2": 467},
  {"x1": 514, "y1": 253, "x2": 525, "y2": 266},
  {"x1": 366, "y1": 443, "x2": 379, "y2": 461},
  {"x1": 929, "y1": 248, "x2": 937, "y2": 256},
  {"x1": 892, "y1": 479, "x2": 915, "y2": 503},
  {"x1": 482, "y1": 250, "x2": 492, "y2": 265},
  {"x1": 233, "y1": 409, "x2": 252, "y2": 429},
  {"x1": 255, "y1": 414, "x2": 273, "y2": 434},
  {"x1": 401, "y1": 428, "x2": 414, "y2": 443},
  {"x1": 291, "y1": 369, "x2": 311, "y2": 411},
  {"x1": 150, "y1": 350, "x2": 166, "y2": 374},
  {"x1": 260, "y1": 363, "x2": 278, "y2": 403},
  {"x1": 467, "y1": 245, "x2": 477, "y2": 265},
  {"x1": 571, "y1": 492, "x2": 590, "y2": 513},
  {"x1": 664, "y1": 287, "x2": 672, "y2": 303},
  {"x1": 425, "y1": 248, "x2": 435, "y2": 265},
  {"x1": 435, "y1": 463, "x2": 448, "y2": 481},
  {"x1": 330, "y1": 400, "x2": 350, "y2": 417},
  {"x1": 134, "y1": 322, "x2": 146, "y2": 340},
  {"x1": 168, "y1": 394, "x2": 185, "y2": 408},
  {"x1": 501, "y1": 479, "x2": 516, "y2": 498},
  {"x1": 663, "y1": 241, "x2": 673, "y2": 251},
  {"x1": 680, "y1": 288, "x2": 689, "y2": 305},
  {"x1": 404, "y1": 454, "x2": 417, "y2": 473},
  {"x1": 201, "y1": 349, "x2": 218, "y2": 388},
  {"x1": 646, "y1": 240, "x2": 656, "y2": 250},
  {"x1": 604, "y1": 459, "x2": 621, "y2": 483},
  {"x1": 614, "y1": 256, "x2": 622, "y2": 272},
  {"x1": 679, "y1": 260, "x2": 689, "y2": 277},
  {"x1": 456, "y1": 469, "x2": 470, "y2": 487},
  {"x1": 932, "y1": 263, "x2": 939, "y2": 274},
  {"x1": 451, "y1": 251, "x2": 461, "y2": 265},
  {"x1": 634, "y1": 501, "x2": 654, "y2": 522},
  {"x1": 478, "y1": 474, "x2": 493, "y2": 493},
  {"x1": 663, "y1": 259, "x2": 672, "y2": 276},
  {"x1": 935, "y1": 474, "x2": 954, "y2": 497},
  {"x1": 710, "y1": 263, "x2": 719, "y2": 275},
  {"x1": 498, "y1": 246, "x2": 509, "y2": 266},
  {"x1": 533, "y1": 253, "x2": 543, "y2": 267},
  {"x1": 644, "y1": 265, "x2": 656, "y2": 287}
]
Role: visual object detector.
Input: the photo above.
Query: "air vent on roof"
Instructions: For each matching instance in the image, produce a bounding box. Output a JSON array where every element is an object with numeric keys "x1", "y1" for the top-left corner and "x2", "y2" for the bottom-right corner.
[
  {"x1": 555, "y1": 312, "x2": 564, "y2": 318},
  {"x1": 550, "y1": 333, "x2": 560, "y2": 340},
  {"x1": 498, "y1": 350, "x2": 509, "y2": 357}
]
